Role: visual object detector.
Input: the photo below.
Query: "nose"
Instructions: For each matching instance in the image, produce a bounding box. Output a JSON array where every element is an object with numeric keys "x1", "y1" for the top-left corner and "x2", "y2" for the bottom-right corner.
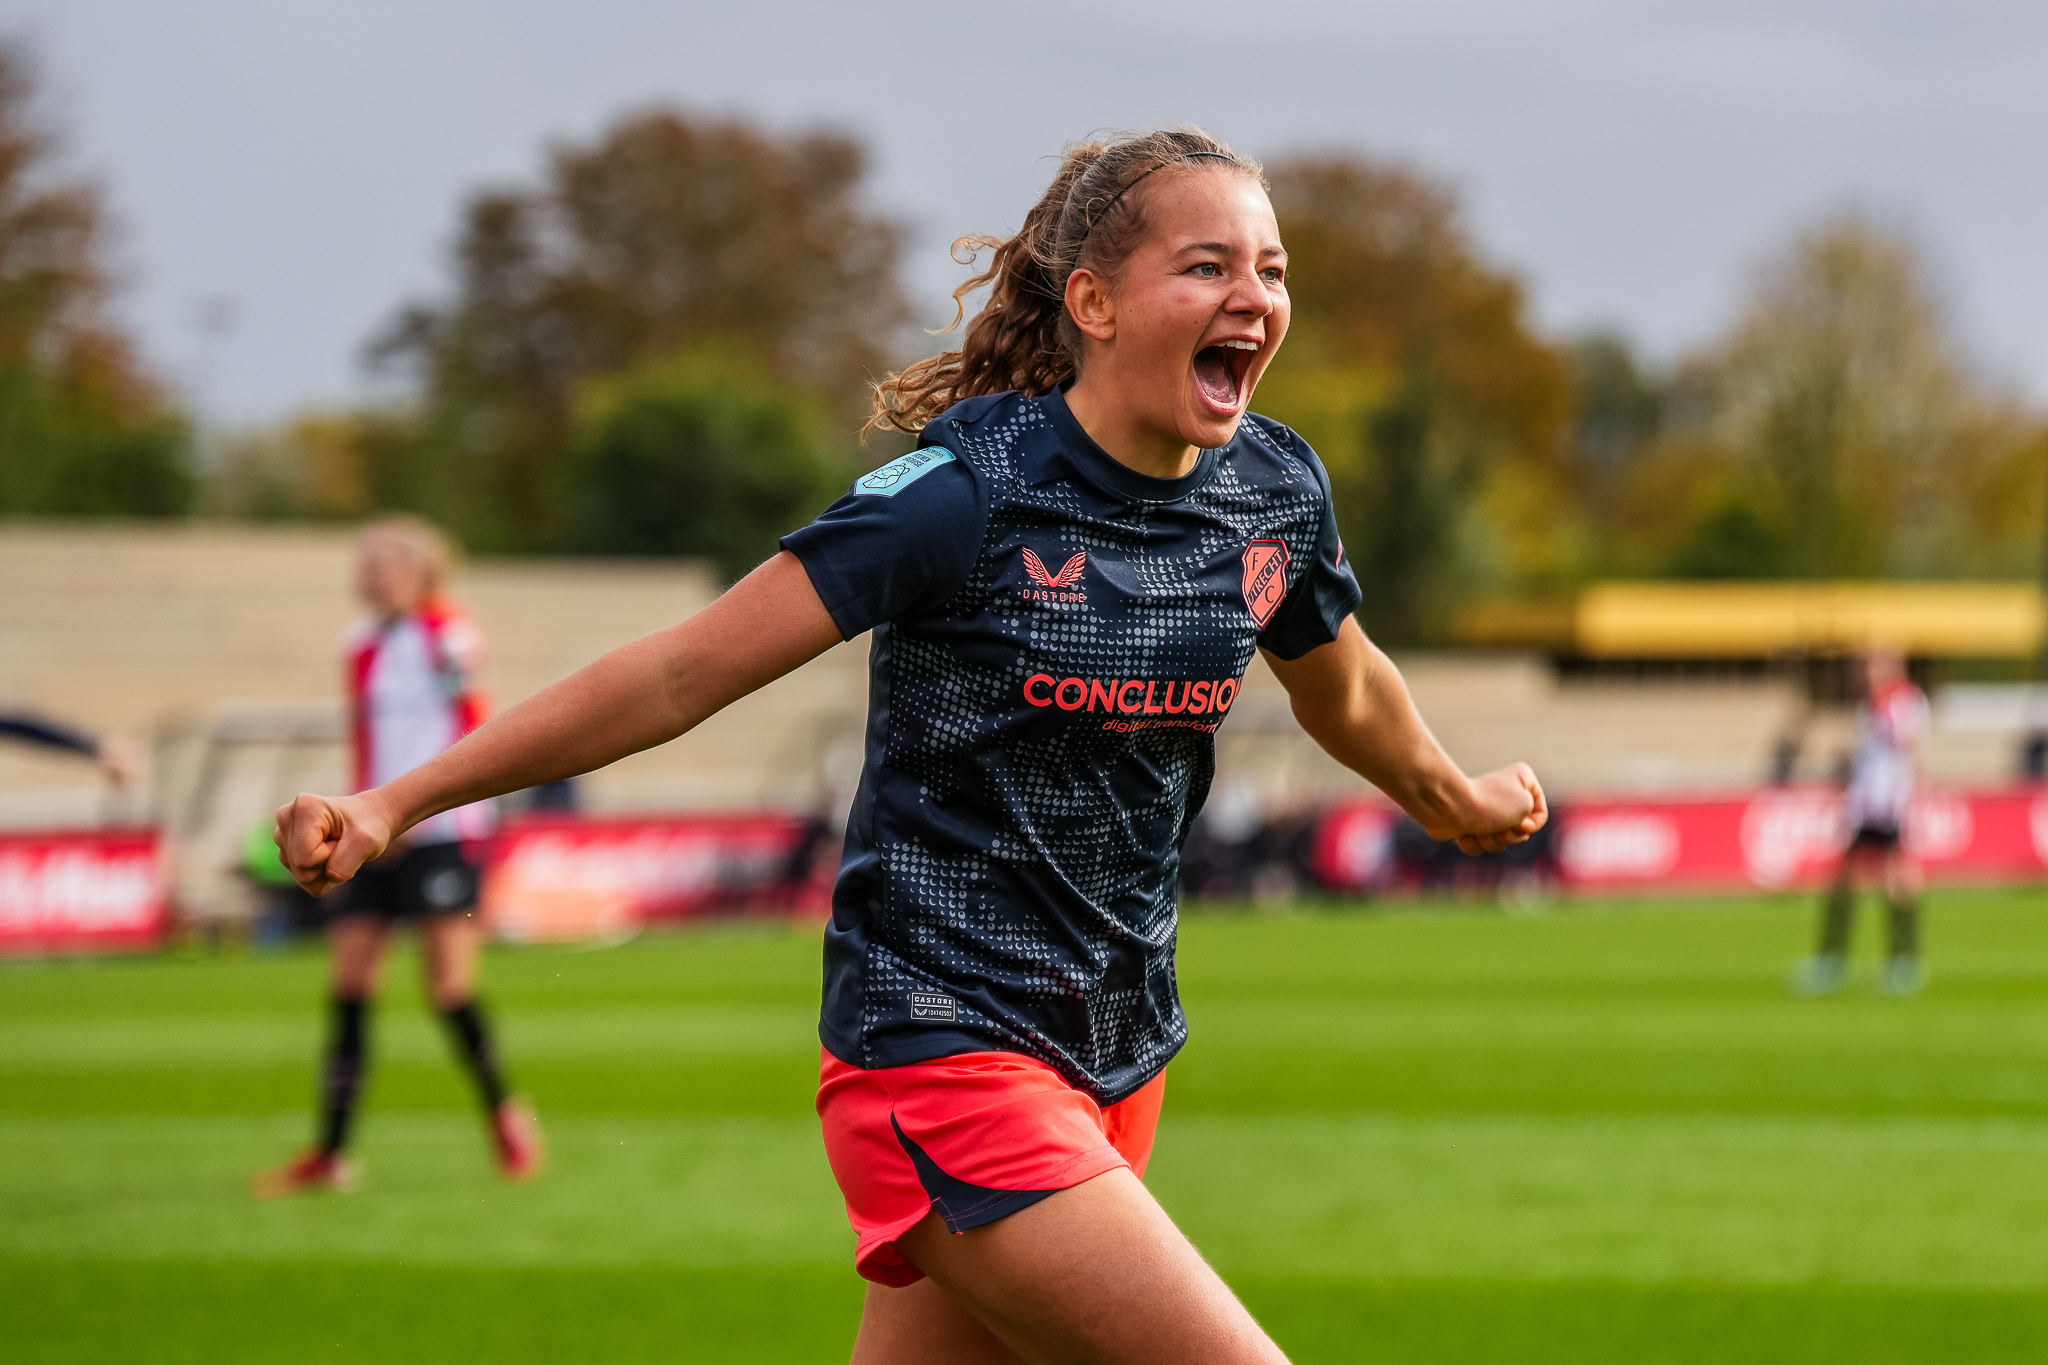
[{"x1": 1223, "y1": 264, "x2": 1272, "y2": 318}]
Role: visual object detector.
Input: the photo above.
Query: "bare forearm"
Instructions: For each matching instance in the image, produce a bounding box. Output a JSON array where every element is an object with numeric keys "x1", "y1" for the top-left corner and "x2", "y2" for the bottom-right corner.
[
  {"x1": 373, "y1": 551, "x2": 842, "y2": 838},
  {"x1": 1286, "y1": 640, "x2": 1475, "y2": 834},
  {"x1": 374, "y1": 634, "x2": 690, "y2": 832}
]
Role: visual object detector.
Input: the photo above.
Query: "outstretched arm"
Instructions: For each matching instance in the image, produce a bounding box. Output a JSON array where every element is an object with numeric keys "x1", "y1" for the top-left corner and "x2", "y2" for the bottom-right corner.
[
  {"x1": 278, "y1": 551, "x2": 842, "y2": 893},
  {"x1": 1262, "y1": 617, "x2": 1545, "y2": 855}
]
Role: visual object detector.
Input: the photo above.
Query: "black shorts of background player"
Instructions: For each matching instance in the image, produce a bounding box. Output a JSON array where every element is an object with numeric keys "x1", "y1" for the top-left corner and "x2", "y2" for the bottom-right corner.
[
  {"x1": 339, "y1": 839, "x2": 483, "y2": 922},
  {"x1": 1847, "y1": 822, "x2": 1901, "y2": 853}
]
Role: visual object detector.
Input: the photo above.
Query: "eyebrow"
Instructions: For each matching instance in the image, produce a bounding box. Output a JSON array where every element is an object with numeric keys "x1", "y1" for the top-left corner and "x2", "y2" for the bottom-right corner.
[{"x1": 1177, "y1": 241, "x2": 1289, "y2": 260}]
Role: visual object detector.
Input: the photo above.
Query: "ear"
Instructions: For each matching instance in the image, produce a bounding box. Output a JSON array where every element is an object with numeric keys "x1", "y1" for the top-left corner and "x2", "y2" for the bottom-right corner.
[{"x1": 1064, "y1": 267, "x2": 1116, "y2": 343}]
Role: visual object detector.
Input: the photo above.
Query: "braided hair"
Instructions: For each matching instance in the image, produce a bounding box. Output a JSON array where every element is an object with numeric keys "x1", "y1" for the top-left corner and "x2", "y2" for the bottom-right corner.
[{"x1": 866, "y1": 127, "x2": 1263, "y2": 436}]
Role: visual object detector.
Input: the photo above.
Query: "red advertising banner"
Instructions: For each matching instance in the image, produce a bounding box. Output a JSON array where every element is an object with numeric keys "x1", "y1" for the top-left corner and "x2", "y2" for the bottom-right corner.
[
  {"x1": 1312, "y1": 787, "x2": 2048, "y2": 894},
  {"x1": 480, "y1": 813, "x2": 827, "y2": 942},
  {"x1": 1311, "y1": 803, "x2": 1404, "y2": 892},
  {"x1": 0, "y1": 829, "x2": 168, "y2": 955}
]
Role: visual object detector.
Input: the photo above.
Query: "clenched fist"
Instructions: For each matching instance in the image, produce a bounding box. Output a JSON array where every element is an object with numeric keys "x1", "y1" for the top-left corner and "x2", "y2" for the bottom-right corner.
[
  {"x1": 273, "y1": 791, "x2": 397, "y2": 896},
  {"x1": 1429, "y1": 762, "x2": 1547, "y2": 856}
]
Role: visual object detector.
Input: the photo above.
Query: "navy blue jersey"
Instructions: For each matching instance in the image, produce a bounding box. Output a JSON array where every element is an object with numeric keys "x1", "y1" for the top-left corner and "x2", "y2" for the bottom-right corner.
[{"x1": 782, "y1": 384, "x2": 1360, "y2": 1102}]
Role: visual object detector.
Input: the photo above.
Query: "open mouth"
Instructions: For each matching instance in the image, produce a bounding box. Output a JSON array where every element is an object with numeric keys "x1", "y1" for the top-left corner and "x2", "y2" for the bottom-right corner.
[{"x1": 1193, "y1": 339, "x2": 1258, "y2": 412}]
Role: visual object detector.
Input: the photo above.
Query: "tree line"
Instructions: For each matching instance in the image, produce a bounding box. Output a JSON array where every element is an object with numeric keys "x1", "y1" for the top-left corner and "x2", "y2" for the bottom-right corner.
[{"x1": 5, "y1": 37, "x2": 2043, "y2": 642}]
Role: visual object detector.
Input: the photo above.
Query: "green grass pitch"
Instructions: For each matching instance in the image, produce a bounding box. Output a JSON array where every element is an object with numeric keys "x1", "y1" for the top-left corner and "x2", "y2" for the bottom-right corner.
[{"x1": 7, "y1": 889, "x2": 2048, "y2": 1362}]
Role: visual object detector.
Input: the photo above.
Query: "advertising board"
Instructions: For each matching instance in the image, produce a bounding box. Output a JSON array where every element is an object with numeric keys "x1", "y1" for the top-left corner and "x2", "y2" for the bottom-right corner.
[
  {"x1": 0, "y1": 830, "x2": 167, "y2": 955},
  {"x1": 1312, "y1": 788, "x2": 2048, "y2": 894}
]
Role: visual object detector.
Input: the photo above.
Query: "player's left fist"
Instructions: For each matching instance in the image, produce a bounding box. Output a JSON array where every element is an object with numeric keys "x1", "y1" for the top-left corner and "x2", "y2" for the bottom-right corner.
[{"x1": 1453, "y1": 763, "x2": 1547, "y2": 856}]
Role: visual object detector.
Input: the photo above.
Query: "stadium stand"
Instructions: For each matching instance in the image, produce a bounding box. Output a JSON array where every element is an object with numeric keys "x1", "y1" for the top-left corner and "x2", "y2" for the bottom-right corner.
[{"x1": 3, "y1": 526, "x2": 2036, "y2": 924}]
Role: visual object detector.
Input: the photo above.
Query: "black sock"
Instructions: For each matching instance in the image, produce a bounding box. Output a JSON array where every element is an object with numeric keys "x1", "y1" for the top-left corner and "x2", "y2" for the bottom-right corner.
[
  {"x1": 440, "y1": 999, "x2": 510, "y2": 1111},
  {"x1": 1888, "y1": 898, "x2": 1921, "y2": 959},
  {"x1": 318, "y1": 996, "x2": 369, "y2": 1156},
  {"x1": 1819, "y1": 886, "x2": 1855, "y2": 957}
]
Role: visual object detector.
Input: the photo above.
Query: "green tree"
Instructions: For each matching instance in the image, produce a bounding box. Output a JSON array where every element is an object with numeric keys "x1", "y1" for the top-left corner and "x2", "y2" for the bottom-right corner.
[
  {"x1": 559, "y1": 349, "x2": 849, "y2": 581},
  {"x1": 1706, "y1": 216, "x2": 2048, "y2": 578},
  {"x1": 200, "y1": 410, "x2": 410, "y2": 521},
  {"x1": 1604, "y1": 216, "x2": 2048, "y2": 583},
  {"x1": 370, "y1": 110, "x2": 908, "y2": 553},
  {"x1": 1258, "y1": 155, "x2": 1572, "y2": 643},
  {"x1": 1571, "y1": 332, "x2": 1664, "y2": 471},
  {"x1": 0, "y1": 40, "x2": 190, "y2": 516}
]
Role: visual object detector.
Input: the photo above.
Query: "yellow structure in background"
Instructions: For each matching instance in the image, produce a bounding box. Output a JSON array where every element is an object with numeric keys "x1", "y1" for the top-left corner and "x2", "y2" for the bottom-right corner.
[{"x1": 1460, "y1": 581, "x2": 2048, "y2": 658}]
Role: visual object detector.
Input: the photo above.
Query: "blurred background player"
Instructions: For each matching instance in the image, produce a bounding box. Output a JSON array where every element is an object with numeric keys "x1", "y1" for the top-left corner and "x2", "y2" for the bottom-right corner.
[
  {"x1": 254, "y1": 516, "x2": 541, "y2": 1196},
  {"x1": 0, "y1": 709, "x2": 139, "y2": 786},
  {"x1": 1799, "y1": 647, "x2": 1930, "y2": 996}
]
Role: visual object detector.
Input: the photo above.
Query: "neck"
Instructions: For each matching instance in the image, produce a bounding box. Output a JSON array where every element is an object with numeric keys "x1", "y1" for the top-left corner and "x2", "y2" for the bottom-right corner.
[{"x1": 1064, "y1": 372, "x2": 1200, "y2": 480}]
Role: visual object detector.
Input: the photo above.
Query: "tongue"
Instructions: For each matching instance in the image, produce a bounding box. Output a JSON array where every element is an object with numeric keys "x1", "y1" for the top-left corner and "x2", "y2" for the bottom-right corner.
[{"x1": 1194, "y1": 347, "x2": 1238, "y2": 407}]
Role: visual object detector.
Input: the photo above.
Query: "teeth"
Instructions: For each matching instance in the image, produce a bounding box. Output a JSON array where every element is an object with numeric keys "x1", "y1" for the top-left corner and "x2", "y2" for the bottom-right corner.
[{"x1": 1217, "y1": 339, "x2": 1259, "y2": 351}]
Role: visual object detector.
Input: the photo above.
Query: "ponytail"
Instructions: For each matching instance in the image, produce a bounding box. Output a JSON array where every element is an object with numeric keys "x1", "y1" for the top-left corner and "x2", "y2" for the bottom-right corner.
[{"x1": 866, "y1": 126, "x2": 1263, "y2": 437}]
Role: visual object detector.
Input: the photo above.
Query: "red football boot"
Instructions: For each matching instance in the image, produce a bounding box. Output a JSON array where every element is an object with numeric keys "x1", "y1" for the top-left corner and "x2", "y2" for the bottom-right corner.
[
  {"x1": 251, "y1": 1149, "x2": 358, "y2": 1198},
  {"x1": 491, "y1": 1098, "x2": 545, "y2": 1182}
]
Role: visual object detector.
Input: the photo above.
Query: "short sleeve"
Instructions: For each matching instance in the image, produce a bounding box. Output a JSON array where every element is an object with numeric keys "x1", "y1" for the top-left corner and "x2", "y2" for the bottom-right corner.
[
  {"x1": 1255, "y1": 445, "x2": 1362, "y2": 661},
  {"x1": 779, "y1": 444, "x2": 986, "y2": 639}
]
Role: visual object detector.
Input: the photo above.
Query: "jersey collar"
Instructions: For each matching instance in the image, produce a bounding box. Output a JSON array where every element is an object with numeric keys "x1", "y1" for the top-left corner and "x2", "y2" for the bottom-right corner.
[{"x1": 1041, "y1": 381, "x2": 1222, "y2": 506}]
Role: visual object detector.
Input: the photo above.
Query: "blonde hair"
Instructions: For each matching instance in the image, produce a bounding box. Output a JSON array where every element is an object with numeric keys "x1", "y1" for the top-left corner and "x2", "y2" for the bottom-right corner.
[
  {"x1": 360, "y1": 514, "x2": 456, "y2": 595},
  {"x1": 866, "y1": 127, "x2": 1263, "y2": 437}
]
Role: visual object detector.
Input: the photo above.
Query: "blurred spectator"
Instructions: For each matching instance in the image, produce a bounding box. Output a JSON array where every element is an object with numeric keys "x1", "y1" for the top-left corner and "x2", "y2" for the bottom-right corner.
[
  {"x1": 1178, "y1": 781, "x2": 1264, "y2": 900},
  {"x1": 2021, "y1": 733, "x2": 2048, "y2": 783},
  {"x1": 1389, "y1": 810, "x2": 1560, "y2": 902},
  {"x1": 768, "y1": 809, "x2": 837, "y2": 912}
]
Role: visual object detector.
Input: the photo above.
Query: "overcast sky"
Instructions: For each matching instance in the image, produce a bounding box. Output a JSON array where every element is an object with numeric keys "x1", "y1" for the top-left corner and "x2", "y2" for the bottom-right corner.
[{"x1": 8, "y1": 0, "x2": 2046, "y2": 424}]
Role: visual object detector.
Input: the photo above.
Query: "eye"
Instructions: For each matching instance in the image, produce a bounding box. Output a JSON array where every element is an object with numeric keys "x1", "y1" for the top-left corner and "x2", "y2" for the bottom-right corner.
[
  {"x1": 1260, "y1": 266, "x2": 1285, "y2": 284},
  {"x1": 1188, "y1": 261, "x2": 1223, "y2": 277}
]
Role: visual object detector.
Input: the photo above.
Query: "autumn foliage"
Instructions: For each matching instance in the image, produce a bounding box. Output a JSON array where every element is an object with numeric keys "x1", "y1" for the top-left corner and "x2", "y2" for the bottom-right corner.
[
  {"x1": 9, "y1": 32, "x2": 2042, "y2": 630},
  {"x1": 0, "y1": 41, "x2": 189, "y2": 516},
  {"x1": 1258, "y1": 155, "x2": 1573, "y2": 642},
  {"x1": 364, "y1": 111, "x2": 908, "y2": 557}
]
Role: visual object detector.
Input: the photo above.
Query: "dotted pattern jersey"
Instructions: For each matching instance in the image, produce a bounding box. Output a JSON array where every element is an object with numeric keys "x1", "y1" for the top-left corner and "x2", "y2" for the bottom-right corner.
[{"x1": 782, "y1": 385, "x2": 1361, "y2": 1103}]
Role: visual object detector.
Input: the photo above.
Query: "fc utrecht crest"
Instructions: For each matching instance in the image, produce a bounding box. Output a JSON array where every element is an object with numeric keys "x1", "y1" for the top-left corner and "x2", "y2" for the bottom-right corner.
[{"x1": 1241, "y1": 540, "x2": 1291, "y2": 627}]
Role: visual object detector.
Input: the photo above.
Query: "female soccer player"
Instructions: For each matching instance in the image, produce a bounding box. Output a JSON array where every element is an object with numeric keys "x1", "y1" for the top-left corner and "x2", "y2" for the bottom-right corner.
[
  {"x1": 275, "y1": 128, "x2": 1543, "y2": 1359},
  {"x1": 256, "y1": 516, "x2": 541, "y2": 1196},
  {"x1": 1800, "y1": 647, "x2": 1929, "y2": 996}
]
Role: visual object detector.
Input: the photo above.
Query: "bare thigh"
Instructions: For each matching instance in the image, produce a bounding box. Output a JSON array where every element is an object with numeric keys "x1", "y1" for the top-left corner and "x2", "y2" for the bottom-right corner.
[
  {"x1": 328, "y1": 916, "x2": 391, "y2": 997},
  {"x1": 418, "y1": 913, "x2": 482, "y2": 1009},
  {"x1": 854, "y1": 1168, "x2": 1288, "y2": 1365},
  {"x1": 851, "y1": 1277, "x2": 1022, "y2": 1365}
]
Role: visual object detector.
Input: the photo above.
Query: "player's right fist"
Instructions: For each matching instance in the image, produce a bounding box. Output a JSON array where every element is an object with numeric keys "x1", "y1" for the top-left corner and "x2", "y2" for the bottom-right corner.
[{"x1": 274, "y1": 791, "x2": 392, "y2": 896}]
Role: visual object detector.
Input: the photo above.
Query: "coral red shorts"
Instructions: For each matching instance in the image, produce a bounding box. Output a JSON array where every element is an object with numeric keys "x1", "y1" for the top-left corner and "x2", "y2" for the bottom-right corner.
[{"x1": 816, "y1": 1047, "x2": 1166, "y2": 1287}]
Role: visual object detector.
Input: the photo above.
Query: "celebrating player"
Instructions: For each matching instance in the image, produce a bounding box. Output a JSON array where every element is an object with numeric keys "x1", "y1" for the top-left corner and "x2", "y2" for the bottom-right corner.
[
  {"x1": 255, "y1": 516, "x2": 541, "y2": 1197},
  {"x1": 274, "y1": 128, "x2": 1543, "y2": 1359},
  {"x1": 1800, "y1": 647, "x2": 1930, "y2": 996}
]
